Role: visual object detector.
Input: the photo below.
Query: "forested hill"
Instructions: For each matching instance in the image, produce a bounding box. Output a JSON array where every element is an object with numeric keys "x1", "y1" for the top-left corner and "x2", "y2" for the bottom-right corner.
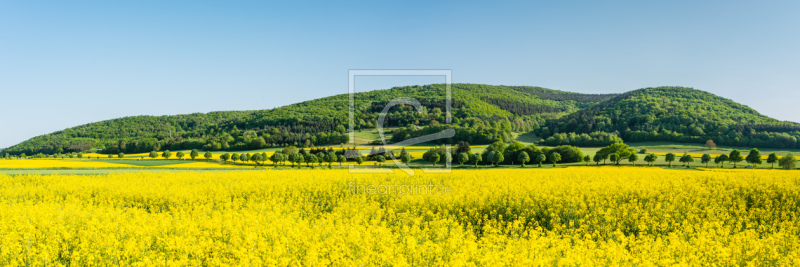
[
  {"x1": 3, "y1": 84, "x2": 613, "y2": 156},
  {"x1": 540, "y1": 86, "x2": 800, "y2": 148},
  {"x1": 4, "y1": 85, "x2": 798, "y2": 156}
]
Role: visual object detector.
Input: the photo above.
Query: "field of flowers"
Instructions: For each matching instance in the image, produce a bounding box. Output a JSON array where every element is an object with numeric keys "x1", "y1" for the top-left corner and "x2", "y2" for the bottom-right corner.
[
  {"x1": 0, "y1": 159, "x2": 132, "y2": 169},
  {"x1": 0, "y1": 159, "x2": 256, "y2": 169},
  {"x1": 1, "y1": 167, "x2": 799, "y2": 266}
]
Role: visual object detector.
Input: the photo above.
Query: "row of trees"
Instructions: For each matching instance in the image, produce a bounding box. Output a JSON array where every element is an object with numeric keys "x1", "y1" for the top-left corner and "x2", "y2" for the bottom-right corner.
[
  {"x1": 211, "y1": 146, "x2": 375, "y2": 168},
  {"x1": 586, "y1": 145, "x2": 797, "y2": 170},
  {"x1": 540, "y1": 131, "x2": 624, "y2": 147},
  {"x1": 5, "y1": 138, "x2": 798, "y2": 170},
  {"x1": 416, "y1": 141, "x2": 584, "y2": 168},
  {"x1": 144, "y1": 149, "x2": 215, "y2": 161}
]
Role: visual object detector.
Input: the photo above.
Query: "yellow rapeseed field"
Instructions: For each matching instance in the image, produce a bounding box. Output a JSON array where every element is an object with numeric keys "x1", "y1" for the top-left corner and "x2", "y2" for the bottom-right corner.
[
  {"x1": 160, "y1": 162, "x2": 256, "y2": 169},
  {"x1": 0, "y1": 159, "x2": 258, "y2": 169},
  {"x1": 0, "y1": 167, "x2": 799, "y2": 266},
  {"x1": 0, "y1": 159, "x2": 134, "y2": 168}
]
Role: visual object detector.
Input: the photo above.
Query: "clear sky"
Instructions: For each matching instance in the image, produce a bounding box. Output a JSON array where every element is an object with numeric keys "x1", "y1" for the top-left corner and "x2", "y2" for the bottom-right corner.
[{"x1": 1, "y1": 1, "x2": 799, "y2": 148}]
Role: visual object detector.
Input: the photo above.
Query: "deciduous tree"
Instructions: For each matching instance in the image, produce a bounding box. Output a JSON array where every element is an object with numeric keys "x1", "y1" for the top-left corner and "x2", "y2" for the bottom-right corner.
[
  {"x1": 767, "y1": 153, "x2": 779, "y2": 169},
  {"x1": 779, "y1": 153, "x2": 796, "y2": 170},
  {"x1": 701, "y1": 154, "x2": 711, "y2": 168},
  {"x1": 550, "y1": 152, "x2": 561, "y2": 167},
  {"x1": 729, "y1": 150, "x2": 743, "y2": 168},
  {"x1": 745, "y1": 148, "x2": 762, "y2": 168},
  {"x1": 665, "y1": 153, "x2": 676, "y2": 167},
  {"x1": 518, "y1": 151, "x2": 530, "y2": 167}
]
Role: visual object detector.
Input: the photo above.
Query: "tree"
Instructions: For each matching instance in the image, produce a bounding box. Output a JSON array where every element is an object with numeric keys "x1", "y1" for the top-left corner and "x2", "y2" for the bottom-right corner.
[
  {"x1": 282, "y1": 146, "x2": 298, "y2": 156},
  {"x1": 583, "y1": 155, "x2": 591, "y2": 166},
  {"x1": 355, "y1": 156, "x2": 364, "y2": 165},
  {"x1": 190, "y1": 149, "x2": 199, "y2": 160},
  {"x1": 458, "y1": 153, "x2": 469, "y2": 167},
  {"x1": 705, "y1": 140, "x2": 717, "y2": 149},
  {"x1": 665, "y1": 153, "x2": 676, "y2": 167},
  {"x1": 305, "y1": 154, "x2": 318, "y2": 166},
  {"x1": 456, "y1": 141, "x2": 471, "y2": 154},
  {"x1": 400, "y1": 153, "x2": 412, "y2": 165},
  {"x1": 325, "y1": 152, "x2": 336, "y2": 167},
  {"x1": 288, "y1": 152, "x2": 300, "y2": 167},
  {"x1": 487, "y1": 151, "x2": 504, "y2": 167},
  {"x1": 149, "y1": 151, "x2": 159, "y2": 159},
  {"x1": 628, "y1": 153, "x2": 638, "y2": 166},
  {"x1": 337, "y1": 155, "x2": 346, "y2": 165},
  {"x1": 221, "y1": 153, "x2": 230, "y2": 163},
  {"x1": 494, "y1": 151, "x2": 505, "y2": 166},
  {"x1": 745, "y1": 148, "x2": 762, "y2": 168},
  {"x1": 729, "y1": 150, "x2": 743, "y2": 168},
  {"x1": 269, "y1": 153, "x2": 280, "y2": 166},
  {"x1": 518, "y1": 151, "x2": 530, "y2": 167},
  {"x1": 118, "y1": 152, "x2": 125, "y2": 158},
  {"x1": 609, "y1": 153, "x2": 619, "y2": 165},
  {"x1": 77, "y1": 153, "x2": 83, "y2": 159},
  {"x1": 176, "y1": 151, "x2": 185, "y2": 160},
  {"x1": 317, "y1": 153, "x2": 326, "y2": 166},
  {"x1": 250, "y1": 137, "x2": 267, "y2": 149},
  {"x1": 162, "y1": 150, "x2": 172, "y2": 160},
  {"x1": 550, "y1": 152, "x2": 561, "y2": 167},
  {"x1": 240, "y1": 153, "x2": 249, "y2": 164},
  {"x1": 535, "y1": 154, "x2": 546, "y2": 167},
  {"x1": 679, "y1": 154, "x2": 694, "y2": 167},
  {"x1": 767, "y1": 153, "x2": 779, "y2": 169},
  {"x1": 377, "y1": 155, "x2": 386, "y2": 166},
  {"x1": 429, "y1": 153, "x2": 440, "y2": 166},
  {"x1": 546, "y1": 146, "x2": 584, "y2": 163},
  {"x1": 644, "y1": 154, "x2": 657, "y2": 166},
  {"x1": 251, "y1": 153, "x2": 262, "y2": 166},
  {"x1": 296, "y1": 153, "x2": 306, "y2": 166},
  {"x1": 281, "y1": 153, "x2": 290, "y2": 166},
  {"x1": 779, "y1": 153, "x2": 796, "y2": 170},
  {"x1": 231, "y1": 153, "x2": 239, "y2": 164},
  {"x1": 717, "y1": 154, "x2": 728, "y2": 168},
  {"x1": 204, "y1": 151, "x2": 213, "y2": 161},
  {"x1": 701, "y1": 154, "x2": 712, "y2": 168},
  {"x1": 593, "y1": 154, "x2": 602, "y2": 165},
  {"x1": 470, "y1": 153, "x2": 482, "y2": 168},
  {"x1": 597, "y1": 143, "x2": 635, "y2": 165}
]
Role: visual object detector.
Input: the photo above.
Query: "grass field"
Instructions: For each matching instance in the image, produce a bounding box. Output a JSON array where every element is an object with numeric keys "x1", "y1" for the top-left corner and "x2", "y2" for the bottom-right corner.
[
  {"x1": 1, "y1": 167, "x2": 799, "y2": 265},
  {"x1": 626, "y1": 141, "x2": 800, "y2": 155}
]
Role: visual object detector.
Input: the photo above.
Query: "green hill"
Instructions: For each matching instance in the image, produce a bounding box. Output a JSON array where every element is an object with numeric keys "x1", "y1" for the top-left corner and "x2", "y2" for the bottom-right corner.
[
  {"x1": 4, "y1": 85, "x2": 798, "y2": 157},
  {"x1": 540, "y1": 86, "x2": 800, "y2": 148},
  {"x1": 3, "y1": 84, "x2": 612, "y2": 156}
]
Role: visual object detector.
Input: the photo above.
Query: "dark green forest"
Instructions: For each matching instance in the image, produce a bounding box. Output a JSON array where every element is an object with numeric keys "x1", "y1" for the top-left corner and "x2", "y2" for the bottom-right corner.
[
  {"x1": 3, "y1": 84, "x2": 798, "y2": 156},
  {"x1": 542, "y1": 87, "x2": 800, "y2": 149}
]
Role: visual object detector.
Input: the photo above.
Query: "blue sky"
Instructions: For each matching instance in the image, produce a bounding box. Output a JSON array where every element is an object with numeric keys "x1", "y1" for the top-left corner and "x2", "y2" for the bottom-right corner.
[{"x1": 1, "y1": 1, "x2": 799, "y2": 148}]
